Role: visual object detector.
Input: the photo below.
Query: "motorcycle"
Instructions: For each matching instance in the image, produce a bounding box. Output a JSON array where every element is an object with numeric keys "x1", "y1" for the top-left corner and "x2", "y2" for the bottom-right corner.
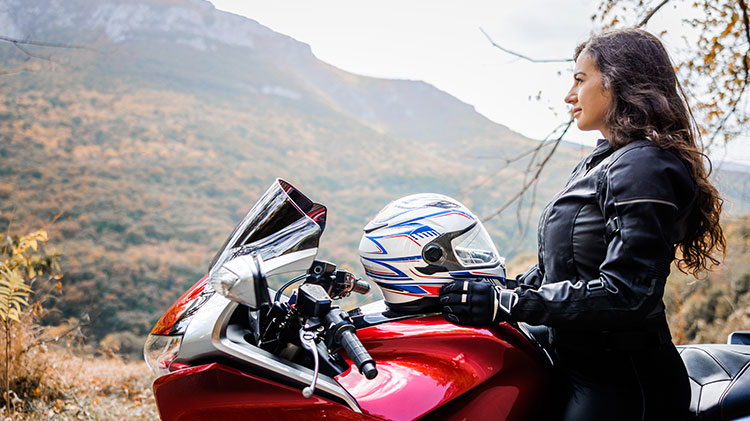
[{"x1": 145, "y1": 179, "x2": 750, "y2": 420}]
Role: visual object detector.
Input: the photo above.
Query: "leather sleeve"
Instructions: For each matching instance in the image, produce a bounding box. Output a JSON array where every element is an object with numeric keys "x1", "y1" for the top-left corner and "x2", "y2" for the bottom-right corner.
[
  {"x1": 505, "y1": 265, "x2": 544, "y2": 290},
  {"x1": 511, "y1": 144, "x2": 695, "y2": 329}
]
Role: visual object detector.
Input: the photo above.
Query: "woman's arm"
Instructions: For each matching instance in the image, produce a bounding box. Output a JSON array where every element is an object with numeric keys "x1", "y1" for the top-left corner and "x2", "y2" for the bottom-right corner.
[
  {"x1": 511, "y1": 144, "x2": 696, "y2": 329},
  {"x1": 504, "y1": 265, "x2": 544, "y2": 290}
]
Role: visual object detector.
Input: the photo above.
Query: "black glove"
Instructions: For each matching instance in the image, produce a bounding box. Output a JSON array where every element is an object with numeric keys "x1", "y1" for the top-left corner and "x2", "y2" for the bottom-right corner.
[{"x1": 439, "y1": 279, "x2": 518, "y2": 326}]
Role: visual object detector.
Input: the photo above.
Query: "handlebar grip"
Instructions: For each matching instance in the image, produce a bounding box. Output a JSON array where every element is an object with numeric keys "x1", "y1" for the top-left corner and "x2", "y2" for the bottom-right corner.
[
  {"x1": 359, "y1": 362, "x2": 377, "y2": 380},
  {"x1": 339, "y1": 329, "x2": 377, "y2": 379},
  {"x1": 352, "y1": 280, "x2": 370, "y2": 295}
]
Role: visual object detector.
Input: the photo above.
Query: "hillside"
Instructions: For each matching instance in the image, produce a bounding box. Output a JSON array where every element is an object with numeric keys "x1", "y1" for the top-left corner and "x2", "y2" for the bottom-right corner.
[{"x1": 0, "y1": 0, "x2": 746, "y2": 346}]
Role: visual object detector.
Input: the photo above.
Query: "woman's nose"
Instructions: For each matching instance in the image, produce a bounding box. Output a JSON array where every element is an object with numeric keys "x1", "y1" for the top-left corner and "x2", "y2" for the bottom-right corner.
[{"x1": 564, "y1": 90, "x2": 576, "y2": 105}]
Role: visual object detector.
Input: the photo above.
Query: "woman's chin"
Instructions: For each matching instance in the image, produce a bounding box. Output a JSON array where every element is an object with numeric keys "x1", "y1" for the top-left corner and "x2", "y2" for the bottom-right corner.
[{"x1": 575, "y1": 120, "x2": 591, "y2": 131}]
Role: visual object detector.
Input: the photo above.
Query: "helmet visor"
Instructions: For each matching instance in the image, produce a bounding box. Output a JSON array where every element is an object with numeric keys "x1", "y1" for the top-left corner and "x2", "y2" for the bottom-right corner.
[{"x1": 450, "y1": 224, "x2": 500, "y2": 267}]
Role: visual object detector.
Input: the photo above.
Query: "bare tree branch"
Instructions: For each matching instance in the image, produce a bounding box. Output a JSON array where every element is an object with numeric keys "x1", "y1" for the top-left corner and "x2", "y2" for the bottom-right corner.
[
  {"x1": 481, "y1": 118, "x2": 573, "y2": 222},
  {"x1": 480, "y1": 140, "x2": 561, "y2": 222},
  {"x1": 636, "y1": 0, "x2": 671, "y2": 28},
  {"x1": 22, "y1": 317, "x2": 86, "y2": 354},
  {"x1": 0, "y1": 35, "x2": 91, "y2": 50},
  {"x1": 709, "y1": 79, "x2": 748, "y2": 144},
  {"x1": 0, "y1": 35, "x2": 94, "y2": 70},
  {"x1": 459, "y1": 120, "x2": 570, "y2": 198},
  {"x1": 0, "y1": 67, "x2": 36, "y2": 76},
  {"x1": 706, "y1": 0, "x2": 750, "y2": 145},
  {"x1": 479, "y1": 28, "x2": 573, "y2": 63},
  {"x1": 739, "y1": 0, "x2": 750, "y2": 80},
  {"x1": 511, "y1": 119, "x2": 565, "y2": 231},
  {"x1": 475, "y1": 26, "x2": 575, "y2": 231},
  {"x1": 12, "y1": 42, "x2": 67, "y2": 65}
]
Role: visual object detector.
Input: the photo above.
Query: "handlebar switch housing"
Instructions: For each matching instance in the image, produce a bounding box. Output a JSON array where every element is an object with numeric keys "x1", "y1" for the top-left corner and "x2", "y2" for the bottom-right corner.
[{"x1": 297, "y1": 283, "x2": 332, "y2": 318}]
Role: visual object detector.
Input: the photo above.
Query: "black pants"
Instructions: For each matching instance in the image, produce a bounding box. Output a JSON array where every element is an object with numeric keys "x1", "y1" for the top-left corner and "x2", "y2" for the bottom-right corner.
[{"x1": 553, "y1": 342, "x2": 691, "y2": 421}]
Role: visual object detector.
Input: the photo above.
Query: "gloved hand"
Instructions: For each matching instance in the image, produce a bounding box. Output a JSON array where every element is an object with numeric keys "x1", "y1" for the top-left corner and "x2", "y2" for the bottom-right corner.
[{"x1": 439, "y1": 279, "x2": 518, "y2": 326}]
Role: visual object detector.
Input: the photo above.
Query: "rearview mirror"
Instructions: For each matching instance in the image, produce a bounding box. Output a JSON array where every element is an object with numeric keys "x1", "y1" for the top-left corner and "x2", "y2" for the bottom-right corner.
[{"x1": 209, "y1": 253, "x2": 270, "y2": 310}]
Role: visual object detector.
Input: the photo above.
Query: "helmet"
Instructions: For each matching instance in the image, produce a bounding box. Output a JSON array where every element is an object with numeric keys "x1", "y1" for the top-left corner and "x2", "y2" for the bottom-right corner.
[{"x1": 359, "y1": 193, "x2": 506, "y2": 313}]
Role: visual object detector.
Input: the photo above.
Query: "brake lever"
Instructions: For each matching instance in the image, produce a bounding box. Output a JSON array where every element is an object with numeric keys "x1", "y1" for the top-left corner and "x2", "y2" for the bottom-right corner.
[{"x1": 299, "y1": 329, "x2": 320, "y2": 398}]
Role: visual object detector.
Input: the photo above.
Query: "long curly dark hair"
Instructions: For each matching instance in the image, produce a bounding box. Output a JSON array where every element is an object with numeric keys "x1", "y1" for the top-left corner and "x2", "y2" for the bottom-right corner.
[{"x1": 575, "y1": 28, "x2": 725, "y2": 275}]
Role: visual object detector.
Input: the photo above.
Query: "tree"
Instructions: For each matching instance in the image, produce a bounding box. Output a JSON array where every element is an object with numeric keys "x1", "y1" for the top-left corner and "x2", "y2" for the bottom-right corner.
[
  {"x1": 595, "y1": 0, "x2": 750, "y2": 144},
  {"x1": 479, "y1": 0, "x2": 749, "y2": 221}
]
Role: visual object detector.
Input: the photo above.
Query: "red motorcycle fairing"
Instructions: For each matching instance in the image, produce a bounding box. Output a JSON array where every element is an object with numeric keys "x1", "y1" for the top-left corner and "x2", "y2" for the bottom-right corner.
[
  {"x1": 153, "y1": 363, "x2": 379, "y2": 421},
  {"x1": 336, "y1": 315, "x2": 551, "y2": 420},
  {"x1": 152, "y1": 313, "x2": 550, "y2": 420}
]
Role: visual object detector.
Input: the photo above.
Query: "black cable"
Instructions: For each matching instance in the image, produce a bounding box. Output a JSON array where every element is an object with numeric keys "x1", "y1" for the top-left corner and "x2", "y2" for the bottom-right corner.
[{"x1": 274, "y1": 274, "x2": 307, "y2": 302}]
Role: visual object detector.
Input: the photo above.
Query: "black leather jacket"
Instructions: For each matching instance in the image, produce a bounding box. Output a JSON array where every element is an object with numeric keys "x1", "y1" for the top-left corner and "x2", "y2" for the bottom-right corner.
[{"x1": 507, "y1": 139, "x2": 697, "y2": 333}]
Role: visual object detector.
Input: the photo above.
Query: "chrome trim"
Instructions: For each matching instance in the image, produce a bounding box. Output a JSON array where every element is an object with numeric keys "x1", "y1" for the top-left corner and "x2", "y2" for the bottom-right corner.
[
  {"x1": 614, "y1": 198, "x2": 678, "y2": 209},
  {"x1": 263, "y1": 248, "x2": 318, "y2": 276},
  {"x1": 514, "y1": 322, "x2": 554, "y2": 366},
  {"x1": 349, "y1": 299, "x2": 438, "y2": 329},
  {"x1": 211, "y1": 298, "x2": 362, "y2": 413},
  {"x1": 178, "y1": 291, "x2": 232, "y2": 359}
]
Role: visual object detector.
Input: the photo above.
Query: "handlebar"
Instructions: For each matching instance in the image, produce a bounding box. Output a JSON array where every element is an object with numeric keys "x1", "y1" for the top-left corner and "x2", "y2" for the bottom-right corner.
[
  {"x1": 339, "y1": 329, "x2": 377, "y2": 379},
  {"x1": 351, "y1": 279, "x2": 370, "y2": 295},
  {"x1": 325, "y1": 308, "x2": 377, "y2": 380},
  {"x1": 305, "y1": 260, "x2": 371, "y2": 299}
]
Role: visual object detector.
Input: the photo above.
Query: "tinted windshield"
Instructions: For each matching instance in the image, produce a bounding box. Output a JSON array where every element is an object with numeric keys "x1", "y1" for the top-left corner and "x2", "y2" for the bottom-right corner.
[{"x1": 208, "y1": 179, "x2": 326, "y2": 273}]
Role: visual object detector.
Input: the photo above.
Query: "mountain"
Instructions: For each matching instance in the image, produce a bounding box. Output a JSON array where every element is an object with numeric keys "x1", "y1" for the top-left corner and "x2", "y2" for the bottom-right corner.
[
  {"x1": 0, "y1": 0, "x2": 744, "y2": 344},
  {"x1": 4, "y1": 0, "x2": 521, "y2": 146}
]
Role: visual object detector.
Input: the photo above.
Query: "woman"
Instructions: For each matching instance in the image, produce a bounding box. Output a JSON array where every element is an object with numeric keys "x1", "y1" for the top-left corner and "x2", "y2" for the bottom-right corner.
[{"x1": 440, "y1": 29, "x2": 725, "y2": 420}]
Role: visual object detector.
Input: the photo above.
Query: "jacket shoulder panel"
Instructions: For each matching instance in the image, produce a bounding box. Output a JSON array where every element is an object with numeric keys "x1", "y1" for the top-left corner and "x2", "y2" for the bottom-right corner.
[{"x1": 604, "y1": 142, "x2": 695, "y2": 209}]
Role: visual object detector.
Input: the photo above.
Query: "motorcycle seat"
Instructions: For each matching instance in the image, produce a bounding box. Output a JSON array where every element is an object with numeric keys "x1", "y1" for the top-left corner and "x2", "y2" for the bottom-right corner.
[{"x1": 677, "y1": 344, "x2": 750, "y2": 421}]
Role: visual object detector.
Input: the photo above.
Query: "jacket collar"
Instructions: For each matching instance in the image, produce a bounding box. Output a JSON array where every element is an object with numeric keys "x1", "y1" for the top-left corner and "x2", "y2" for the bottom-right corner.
[{"x1": 585, "y1": 139, "x2": 613, "y2": 170}]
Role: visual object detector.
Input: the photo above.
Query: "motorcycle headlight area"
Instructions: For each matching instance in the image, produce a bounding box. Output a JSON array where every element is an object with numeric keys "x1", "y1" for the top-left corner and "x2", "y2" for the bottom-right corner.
[{"x1": 144, "y1": 334, "x2": 183, "y2": 377}]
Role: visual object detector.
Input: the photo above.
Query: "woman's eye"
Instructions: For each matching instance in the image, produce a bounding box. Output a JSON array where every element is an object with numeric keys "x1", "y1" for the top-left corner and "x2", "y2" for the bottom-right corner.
[{"x1": 574, "y1": 78, "x2": 583, "y2": 85}]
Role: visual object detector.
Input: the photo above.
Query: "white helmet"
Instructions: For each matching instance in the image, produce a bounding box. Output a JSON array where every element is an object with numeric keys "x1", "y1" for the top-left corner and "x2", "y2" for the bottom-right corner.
[{"x1": 359, "y1": 193, "x2": 506, "y2": 313}]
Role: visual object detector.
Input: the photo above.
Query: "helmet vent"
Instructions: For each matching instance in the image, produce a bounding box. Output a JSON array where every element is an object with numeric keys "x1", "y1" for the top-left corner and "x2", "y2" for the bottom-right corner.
[{"x1": 423, "y1": 245, "x2": 443, "y2": 263}]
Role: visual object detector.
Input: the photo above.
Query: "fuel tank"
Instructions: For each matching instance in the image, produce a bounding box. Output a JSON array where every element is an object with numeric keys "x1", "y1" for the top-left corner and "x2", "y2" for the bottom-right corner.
[{"x1": 336, "y1": 301, "x2": 552, "y2": 420}]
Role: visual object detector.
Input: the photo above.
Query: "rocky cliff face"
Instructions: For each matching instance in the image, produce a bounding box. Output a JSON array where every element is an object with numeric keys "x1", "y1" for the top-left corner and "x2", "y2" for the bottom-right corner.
[
  {"x1": 1, "y1": 0, "x2": 515, "y2": 145},
  {"x1": 3, "y1": 0, "x2": 278, "y2": 48}
]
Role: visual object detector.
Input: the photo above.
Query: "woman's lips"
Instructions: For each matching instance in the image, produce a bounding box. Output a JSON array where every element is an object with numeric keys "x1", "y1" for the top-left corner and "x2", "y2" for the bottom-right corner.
[{"x1": 572, "y1": 107, "x2": 582, "y2": 117}]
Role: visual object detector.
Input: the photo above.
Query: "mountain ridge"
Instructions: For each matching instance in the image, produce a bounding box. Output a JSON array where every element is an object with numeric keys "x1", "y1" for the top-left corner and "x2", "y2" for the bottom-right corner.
[{"x1": 3, "y1": 0, "x2": 526, "y2": 147}]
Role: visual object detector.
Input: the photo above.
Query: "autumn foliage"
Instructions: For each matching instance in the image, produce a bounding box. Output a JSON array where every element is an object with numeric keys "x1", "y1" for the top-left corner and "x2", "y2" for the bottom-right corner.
[{"x1": 595, "y1": 0, "x2": 750, "y2": 143}]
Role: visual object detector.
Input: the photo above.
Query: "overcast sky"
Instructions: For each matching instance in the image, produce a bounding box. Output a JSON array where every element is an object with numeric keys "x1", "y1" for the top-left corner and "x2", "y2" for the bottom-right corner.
[{"x1": 210, "y1": 0, "x2": 750, "y2": 165}]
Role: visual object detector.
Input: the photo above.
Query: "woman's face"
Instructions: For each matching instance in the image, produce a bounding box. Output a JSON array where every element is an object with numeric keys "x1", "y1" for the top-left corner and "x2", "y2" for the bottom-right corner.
[{"x1": 565, "y1": 51, "x2": 612, "y2": 138}]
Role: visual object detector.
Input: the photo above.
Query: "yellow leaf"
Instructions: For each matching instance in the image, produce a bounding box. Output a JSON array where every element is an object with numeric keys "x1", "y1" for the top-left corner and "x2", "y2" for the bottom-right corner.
[{"x1": 56, "y1": 281, "x2": 62, "y2": 292}]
